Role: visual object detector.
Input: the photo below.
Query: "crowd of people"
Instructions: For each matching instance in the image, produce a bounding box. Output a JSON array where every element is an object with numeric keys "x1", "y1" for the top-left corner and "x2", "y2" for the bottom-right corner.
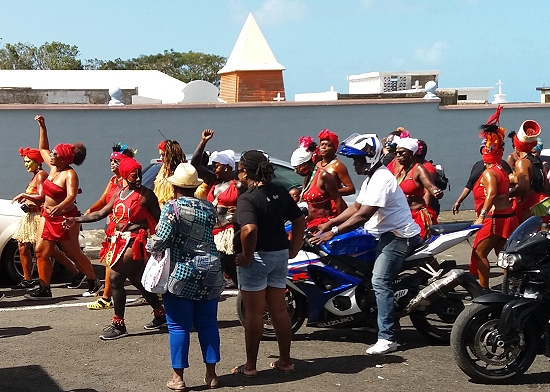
[{"x1": 1, "y1": 110, "x2": 548, "y2": 390}]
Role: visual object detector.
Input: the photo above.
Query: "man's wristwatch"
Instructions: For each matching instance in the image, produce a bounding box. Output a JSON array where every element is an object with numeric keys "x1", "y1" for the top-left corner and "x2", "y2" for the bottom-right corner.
[{"x1": 331, "y1": 226, "x2": 339, "y2": 235}]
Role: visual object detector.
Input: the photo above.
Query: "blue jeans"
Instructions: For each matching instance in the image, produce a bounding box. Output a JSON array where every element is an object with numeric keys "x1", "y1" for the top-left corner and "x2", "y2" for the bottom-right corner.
[
  {"x1": 162, "y1": 292, "x2": 220, "y2": 369},
  {"x1": 371, "y1": 232, "x2": 421, "y2": 342},
  {"x1": 237, "y1": 249, "x2": 288, "y2": 291}
]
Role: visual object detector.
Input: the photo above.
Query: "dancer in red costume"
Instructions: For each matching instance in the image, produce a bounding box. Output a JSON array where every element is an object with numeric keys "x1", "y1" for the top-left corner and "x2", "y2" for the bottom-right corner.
[
  {"x1": 387, "y1": 137, "x2": 443, "y2": 240},
  {"x1": 11, "y1": 147, "x2": 82, "y2": 290},
  {"x1": 316, "y1": 129, "x2": 355, "y2": 197},
  {"x1": 23, "y1": 115, "x2": 101, "y2": 300},
  {"x1": 470, "y1": 106, "x2": 518, "y2": 290},
  {"x1": 84, "y1": 143, "x2": 136, "y2": 310},
  {"x1": 65, "y1": 157, "x2": 164, "y2": 340},
  {"x1": 291, "y1": 136, "x2": 346, "y2": 230}
]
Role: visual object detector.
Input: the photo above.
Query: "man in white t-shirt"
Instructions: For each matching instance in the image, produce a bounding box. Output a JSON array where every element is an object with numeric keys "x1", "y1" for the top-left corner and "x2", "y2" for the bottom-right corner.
[{"x1": 311, "y1": 133, "x2": 421, "y2": 355}]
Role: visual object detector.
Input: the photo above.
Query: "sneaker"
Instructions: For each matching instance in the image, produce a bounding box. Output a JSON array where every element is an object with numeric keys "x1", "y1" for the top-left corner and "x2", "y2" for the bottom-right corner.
[
  {"x1": 11, "y1": 279, "x2": 38, "y2": 290},
  {"x1": 100, "y1": 323, "x2": 128, "y2": 340},
  {"x1": 143, "y1": 315, "x2": 167, "y2": 330},
  {"x1": 67, "y1": 272, "x2": 86, "y2": 289},
  {"x1": 24, "y1": 286, "x2": 52, "y2": 301},
  {"x1": 366, "y1": 339, "x2": 398, "y2": 355},
  {"x1": 82, "y1": 279, "x2": 103, "y2": 297},
  {"x1": 87, "y1": 298, "x2": 113, "y2": 310}
]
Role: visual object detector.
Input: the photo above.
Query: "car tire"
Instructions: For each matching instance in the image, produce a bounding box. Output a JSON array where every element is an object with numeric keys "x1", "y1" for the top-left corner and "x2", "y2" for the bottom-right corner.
[{"x1": 1, "y1": 239, "x2": 64, "y2": 283}]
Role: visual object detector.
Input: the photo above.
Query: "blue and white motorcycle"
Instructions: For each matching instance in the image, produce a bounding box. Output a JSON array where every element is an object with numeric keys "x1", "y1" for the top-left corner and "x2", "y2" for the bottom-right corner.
[{"x1": 236, "y1": 222, "x2": 483, "y2": 344}]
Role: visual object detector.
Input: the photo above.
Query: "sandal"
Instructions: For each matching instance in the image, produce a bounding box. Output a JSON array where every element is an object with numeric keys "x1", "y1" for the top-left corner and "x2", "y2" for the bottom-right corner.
[
  {"x1": 270, "y1": 361, "x2": 295, "y2": 374},
  {"x1": 87, "y1": 298, "x2": 113, "y2": 310},
  {"x1": 204, "y1": 374, "x2": 219, "y2": 389},
  {"x1": 231, "y1": 365, "x2": 257, "y2": 378},
  {"x1": 166, "y1": 379, "x2": 186, "y2": 391}
]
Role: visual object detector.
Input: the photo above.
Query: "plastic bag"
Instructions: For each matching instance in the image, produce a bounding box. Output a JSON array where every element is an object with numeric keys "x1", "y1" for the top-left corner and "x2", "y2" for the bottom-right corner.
[{"x1": 141, "y1": 248, "x2": 170, "y2": 294}]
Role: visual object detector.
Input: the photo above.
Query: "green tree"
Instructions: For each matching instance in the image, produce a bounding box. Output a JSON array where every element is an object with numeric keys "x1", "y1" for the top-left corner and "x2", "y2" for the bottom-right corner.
[
  {"x1": 0, "y1": 41, "x2": 83, "y2": 70},
  {"x1": 85, "y1": 50, "x2": 226, "y2": 86}
]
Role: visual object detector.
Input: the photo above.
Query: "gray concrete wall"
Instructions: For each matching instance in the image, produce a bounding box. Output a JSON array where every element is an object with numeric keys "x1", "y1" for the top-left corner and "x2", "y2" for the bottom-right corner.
[{"x1": 1, "y1": 99, "x2": 550, "y2": 227}]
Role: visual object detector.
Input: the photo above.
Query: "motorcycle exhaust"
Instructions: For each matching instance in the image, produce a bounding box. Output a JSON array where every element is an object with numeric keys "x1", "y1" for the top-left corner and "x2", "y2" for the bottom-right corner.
[{"x1": 404, "y1": 269, "x2": 465, "y2": 314}]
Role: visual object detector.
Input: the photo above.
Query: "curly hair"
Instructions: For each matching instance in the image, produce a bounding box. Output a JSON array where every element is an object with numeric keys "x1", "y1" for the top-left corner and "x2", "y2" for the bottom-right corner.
[
  {"x1": 161, "y1": 140, "x2": 186, "y2": 176},
  {"x1": 240, "y1": 150, "x2": 274, "y2": 184},
  {"x1": 73, "y1": 142, "x2": 87, "y2": 166}
]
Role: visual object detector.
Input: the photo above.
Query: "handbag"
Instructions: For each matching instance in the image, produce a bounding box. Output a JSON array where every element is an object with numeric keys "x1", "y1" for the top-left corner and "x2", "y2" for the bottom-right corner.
[
  {"x1": 141, "y1": 201, "x2": 178, "y2": 294},
  {"x1": 142, "y1": 248, "x2": 171, "y2": 294}
]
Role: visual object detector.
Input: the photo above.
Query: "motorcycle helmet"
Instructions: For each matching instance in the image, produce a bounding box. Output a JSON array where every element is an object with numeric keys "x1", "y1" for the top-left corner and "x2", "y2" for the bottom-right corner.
[{"x1": 338, "y1": 133, "x2": 382, "y2": 165}]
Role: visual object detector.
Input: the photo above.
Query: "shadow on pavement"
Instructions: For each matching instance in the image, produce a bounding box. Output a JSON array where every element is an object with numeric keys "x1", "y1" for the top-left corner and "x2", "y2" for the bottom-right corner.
[
  {"x1": 217, "y1": 354, "x2": 405, "y2": 387},
  {"x1": 0, "y1": 325, "x2": 52, "y2": 338},
  {"x1": 0, "y1": 365, "x2": 100, "y2": 392}
]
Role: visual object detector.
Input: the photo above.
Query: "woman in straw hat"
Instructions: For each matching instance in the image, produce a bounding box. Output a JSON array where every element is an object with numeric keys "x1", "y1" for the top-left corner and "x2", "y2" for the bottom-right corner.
[{"x1": 147, "y1": 162, "x2": 224, "y2": 391}]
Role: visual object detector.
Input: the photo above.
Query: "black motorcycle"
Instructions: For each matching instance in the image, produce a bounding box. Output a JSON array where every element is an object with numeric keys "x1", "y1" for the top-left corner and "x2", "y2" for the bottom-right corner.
[{"x1": 451, "y1": 215, "x2": 550, "y2": 383}]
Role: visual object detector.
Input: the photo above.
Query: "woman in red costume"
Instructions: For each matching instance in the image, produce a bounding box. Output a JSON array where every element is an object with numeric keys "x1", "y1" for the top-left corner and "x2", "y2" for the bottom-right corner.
[
  {"x1": 21, "y1": 115, "x2": 101, "y2": 300},
  {"x1": 65, "y1": 157, "x2": 164, "y2": 340},
  {"x1": 291, "y1": 136, "x2": 346, "y2": 230},
  {"x1": 191, "y1": 129, "x2": 240, "y2": 286},
  {"x1": 508, "y1": 119, "x2": 550, "y2": 223},
  {"x1": 471, "y1": 106, "x2": 518, "y2": 290},
  {"x1": 11, "y1": 147, "x2": 81, "y2": 290},
  {"x1": 316, "y1": 129, "x2": 356, "y2": 197},
  {"x1": 387, "y1": 137, "x2": 443, "y2": 240},
  {"x1": 83, "y1": 143, "x2": 136, "y2": 310}
]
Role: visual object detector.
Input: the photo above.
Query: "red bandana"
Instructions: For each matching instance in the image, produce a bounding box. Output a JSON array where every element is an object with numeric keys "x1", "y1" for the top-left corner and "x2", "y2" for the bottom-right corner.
[
  {"x1": 54, "y1": 143, "x2": 75, "y2": 164},
  {"x1": 318, "y1": 129, "x2": 339, "y2": 149},
  {"x1": 118, "y1": 157, "x2": 142, "y2": 179},
  {"x1": 19, "y1": 147, "x2": 44, "y2": 163}
]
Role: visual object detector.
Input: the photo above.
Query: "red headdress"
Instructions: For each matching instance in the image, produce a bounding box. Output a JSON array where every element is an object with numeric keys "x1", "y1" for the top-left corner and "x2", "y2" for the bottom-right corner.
[
  {"x1": 54, "y1": 143, "x2": 75, "y2": 164},
  {"x1": 479, "y1": 106, "x2": 506, "y2": 164},
  {"x1": 158, "y1": 140, "x2": 166, "y2": 152},
  {"x1": 513, "y1": 120, "x2": 541, "y2": 153},
  {"x1": 19, "y1": 147, "x2": 44, "y2": 163},
  {"x1": 118, "y1": 157, "x2": 142, "y2": 179},
  {"x1": 318, "y1": 129, "x2": 339, "y2": 149}
]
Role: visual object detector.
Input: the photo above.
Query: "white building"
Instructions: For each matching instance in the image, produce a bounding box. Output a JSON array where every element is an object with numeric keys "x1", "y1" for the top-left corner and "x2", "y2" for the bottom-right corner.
[
  {"x1": 0, "y1": 70, "x2": 220, "y2": 104},
  {"x1": 347, "y1": 70, "x2": 440, "y2": 94}
]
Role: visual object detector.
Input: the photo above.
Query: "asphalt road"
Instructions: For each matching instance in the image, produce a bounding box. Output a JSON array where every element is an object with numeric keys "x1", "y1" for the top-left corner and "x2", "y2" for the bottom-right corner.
[{"x1": 1, "y1": 239, "x2": 549, "y2": 392}]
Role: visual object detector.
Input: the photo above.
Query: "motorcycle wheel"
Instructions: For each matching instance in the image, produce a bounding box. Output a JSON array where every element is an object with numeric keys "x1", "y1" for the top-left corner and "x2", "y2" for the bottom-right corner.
[
  {"x1": 236, "y1": 286, "x2": 307, "y2": 339},
  {"x1": 410, "y1": 274, "x2": 483, "y2": 344},
  {"x1": 450, "y1": 302, "x2": 538, "y2": 383}
]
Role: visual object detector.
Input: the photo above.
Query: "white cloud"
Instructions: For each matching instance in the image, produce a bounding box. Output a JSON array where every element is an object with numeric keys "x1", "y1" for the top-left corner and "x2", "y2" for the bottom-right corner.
[
  {"x1": 414, "y1": 41, "x2": 446, "y2": 64},
  {"x1": 254, "y1": 0, "x2": 307, "y2": 26}
]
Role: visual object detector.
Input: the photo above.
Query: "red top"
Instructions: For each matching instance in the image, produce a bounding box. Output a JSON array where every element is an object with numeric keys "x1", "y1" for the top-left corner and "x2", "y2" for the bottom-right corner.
[
  {"x1": 207, "y1": 180, "x2": 239, "y2": 208},
  {"x1": 43, "y1": 179, "x2": 67, "y2": 200},
  {"x1": 472, "y1": 164, "x2": 510, "y2": 214},
  {"x1": 302, "y1": 167, "x2": 331, "y2": 207},
  {"x1": 388, "y1": 159, "x2": 424, "y2": 197},
  {"x1": 106, "y1": 175, "x2": 124, "y2": 203},
  {"x1": 109, "y1": 189, "x2": 157, "y2": 234}
]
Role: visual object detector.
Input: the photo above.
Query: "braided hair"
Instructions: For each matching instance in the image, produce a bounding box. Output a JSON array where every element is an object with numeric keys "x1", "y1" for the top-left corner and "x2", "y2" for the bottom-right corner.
[
  {"x1": 161, "y1": 140, "x2": 186, "y2": 176},
  {"x1": 240, "y1": 150, "x2": 274, "y2": 184}
]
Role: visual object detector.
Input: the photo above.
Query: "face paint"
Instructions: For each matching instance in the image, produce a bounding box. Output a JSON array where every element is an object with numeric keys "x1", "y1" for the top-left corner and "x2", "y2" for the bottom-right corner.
[
  {"x1": 126, "y1": 168, "x2": 142, "y2": 187},
  {"x1": 23, "y1": 157, "x2": 39, "y2": 173},
  {"x1": 110, "y1": 159, "x2": 120, "y2": 172}
]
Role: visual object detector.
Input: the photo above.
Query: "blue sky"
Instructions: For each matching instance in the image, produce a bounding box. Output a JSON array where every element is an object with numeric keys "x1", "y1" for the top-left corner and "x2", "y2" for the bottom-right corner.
[{"x1": 1, "y1": 0, "x2": 549, "y2": 102}]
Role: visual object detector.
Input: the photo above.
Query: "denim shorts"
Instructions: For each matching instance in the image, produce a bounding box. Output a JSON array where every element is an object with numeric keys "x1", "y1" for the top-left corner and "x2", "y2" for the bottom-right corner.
[{"x1": 237, "y1": 249, "x2": 288, "y2": 291}]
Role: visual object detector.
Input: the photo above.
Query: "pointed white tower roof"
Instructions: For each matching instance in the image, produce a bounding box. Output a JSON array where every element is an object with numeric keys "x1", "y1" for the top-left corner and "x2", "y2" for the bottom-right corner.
[{"x1": 218, "y1": 13, "x2": 285, "y2": 74}]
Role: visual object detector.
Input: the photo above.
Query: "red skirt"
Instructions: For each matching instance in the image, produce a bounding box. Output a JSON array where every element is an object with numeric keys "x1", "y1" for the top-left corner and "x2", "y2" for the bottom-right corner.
[
  {"x1": 470, "y1": 207, "x2": 518, "y2": 274},
  {"x1": 41, "y1": 207, "x2": 80, "y2": 242},
  {"x1": 411, "y1": 205, "x2": 438, "y2": 241}
]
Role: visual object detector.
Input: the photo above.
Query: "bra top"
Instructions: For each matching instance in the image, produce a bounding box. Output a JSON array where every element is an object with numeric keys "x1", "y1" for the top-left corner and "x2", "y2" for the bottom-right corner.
[
  {"x1": 389, "y1": 160, "x2": 424, "y2": 197},
  {"x1": 302, "y1": 167, "x2": 331, "y2": 207},
  {"x1": 472, "y1": 164, "x2": 510, "y2": 214},
  {"x1": 43, "y1": 179, "x2": 67, "y2": 200},
  {"x1": 207, "y1": 181, "x2": 239, "y2": 208}
]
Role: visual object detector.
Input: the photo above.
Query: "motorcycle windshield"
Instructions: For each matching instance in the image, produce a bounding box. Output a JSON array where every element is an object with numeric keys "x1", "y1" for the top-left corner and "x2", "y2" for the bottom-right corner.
[{"x1": 503, "y1": 216, "x2": 543, "y2": 253}]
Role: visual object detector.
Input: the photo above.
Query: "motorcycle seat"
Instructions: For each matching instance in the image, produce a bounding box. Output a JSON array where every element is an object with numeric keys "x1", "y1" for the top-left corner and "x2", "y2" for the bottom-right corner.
[{"x1": 430, "y1": 222, "x2": 473, "y2": 236}]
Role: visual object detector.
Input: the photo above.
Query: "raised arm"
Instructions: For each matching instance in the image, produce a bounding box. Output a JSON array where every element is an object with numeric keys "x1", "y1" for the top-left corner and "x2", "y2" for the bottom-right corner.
[
  {"x1": 34, "y1": 115, "x2": 51, "y2": 168},
  {"x1": 190, "y1": 129, "x2": 216, "y2": 185}
]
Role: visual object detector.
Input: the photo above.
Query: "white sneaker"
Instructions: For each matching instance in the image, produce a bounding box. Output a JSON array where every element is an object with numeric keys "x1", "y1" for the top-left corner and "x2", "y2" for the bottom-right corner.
[{"x1": 366, "y1": 339, "x2": 397, "y2": 355}]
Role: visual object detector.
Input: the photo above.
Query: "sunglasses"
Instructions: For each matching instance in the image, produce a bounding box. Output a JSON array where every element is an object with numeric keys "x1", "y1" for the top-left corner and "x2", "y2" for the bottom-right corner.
[
  {"x1": 395, "y1": 150, "x2": 409, "y2": 156},
  {"x1": 50, "y1": 150, "x2": 58, "y2": 157}
]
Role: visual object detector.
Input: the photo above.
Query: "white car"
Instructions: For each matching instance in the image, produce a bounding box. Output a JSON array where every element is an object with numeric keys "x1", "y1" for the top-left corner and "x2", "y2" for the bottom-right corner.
[{"x1": 0, "y1": 199, "x2": 86, "y2": 283}]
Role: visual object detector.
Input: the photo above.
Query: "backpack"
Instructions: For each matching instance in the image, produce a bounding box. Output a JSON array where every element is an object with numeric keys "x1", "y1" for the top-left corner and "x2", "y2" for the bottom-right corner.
[
  {"x1": 526, "y1": 154, "x2": 546, "y2": 193},
  {"x1": 431, "y1": 161, "x2": 449, "y2": 191}
]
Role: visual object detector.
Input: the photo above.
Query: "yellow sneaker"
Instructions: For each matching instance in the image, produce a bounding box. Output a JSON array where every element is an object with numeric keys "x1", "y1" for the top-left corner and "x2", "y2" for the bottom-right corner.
[{"x1": 87, "y1": 298, "x2": 113, "y2": 310}]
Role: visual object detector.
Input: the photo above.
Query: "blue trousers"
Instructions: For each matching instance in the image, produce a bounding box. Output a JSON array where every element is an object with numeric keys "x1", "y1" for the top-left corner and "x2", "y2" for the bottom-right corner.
[
  {"x1": 372, "y1": 232, "x2": 421, "y2": 342},
  {"x1": 162, "y1": 292, "x2": 221, "y2": 369}
]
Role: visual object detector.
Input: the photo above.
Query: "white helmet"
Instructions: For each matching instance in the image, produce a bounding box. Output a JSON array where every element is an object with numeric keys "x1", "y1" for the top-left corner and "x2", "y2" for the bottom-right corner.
[{"x1": 338, "y1": 133, "x2": 382, "y2": 165}]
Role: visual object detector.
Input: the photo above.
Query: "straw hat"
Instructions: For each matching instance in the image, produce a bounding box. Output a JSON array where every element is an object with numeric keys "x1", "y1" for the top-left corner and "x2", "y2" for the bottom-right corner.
[{"x1": 167, "y1": 163, "x2": 204, "y2": 188}]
